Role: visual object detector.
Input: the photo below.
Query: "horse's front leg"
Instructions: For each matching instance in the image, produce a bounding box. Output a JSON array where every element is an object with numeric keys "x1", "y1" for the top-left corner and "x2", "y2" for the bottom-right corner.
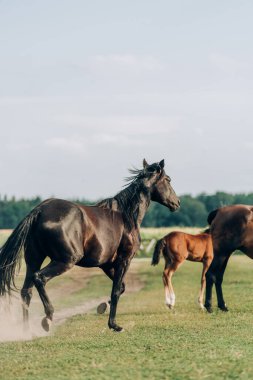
[
  {"x1": 108, "y1": 260, "x2": 130, "y2": 332},
  {"x1": 97, "y1": 265, "x2": 126, "y2": 314}
]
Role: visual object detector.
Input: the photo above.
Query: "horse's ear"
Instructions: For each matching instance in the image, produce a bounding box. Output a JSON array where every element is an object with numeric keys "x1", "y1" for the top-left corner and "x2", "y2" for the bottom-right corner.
[
  {"x1": 143, "y1": 159, "x2": 149, "y2": 169},
  {"x1": 159, "y1": 159, "x2": 165, "y2": 169}
]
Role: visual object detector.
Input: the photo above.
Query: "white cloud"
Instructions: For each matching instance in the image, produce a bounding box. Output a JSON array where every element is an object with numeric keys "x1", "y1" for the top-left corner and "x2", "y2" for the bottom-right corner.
[
  {"x1": 53, "y1": 114, "x2": 181, "y2": 136},
  {"x1": 45, "y1": 137, "x2": 87, "y2": 154},
  {"x1": 87, "y1": 54, "x2": 164, "y2": 72},
  {"x1": 243, "y1": 141, "x2": 253, "y2": 149},
  {"x1": 6, "y1": 142, "x2": 32, "y2": 151},
  {"x1": 0, "y1": 96, "x2": 70, "y2": 106},
  {"x1": 92, "y1": 133, "x2": 144, "y2": 146},
  {"x1": 209, "y1": 52, "x2": 249, "y2": 75}
]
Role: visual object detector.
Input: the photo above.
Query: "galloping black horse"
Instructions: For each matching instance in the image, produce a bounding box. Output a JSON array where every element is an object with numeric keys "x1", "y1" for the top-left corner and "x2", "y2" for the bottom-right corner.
[
  {"x1": 204, "y1": 205, "x2": 253, "y2": 313},
  {"x1": 0, "y1": 159, "x2": 180, "y2": 332}
]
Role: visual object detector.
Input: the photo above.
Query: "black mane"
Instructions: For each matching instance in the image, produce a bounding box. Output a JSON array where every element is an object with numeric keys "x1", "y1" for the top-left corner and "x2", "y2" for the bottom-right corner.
[{"x1": 97, "y1": 167, "x2": 153, "y2": 231}]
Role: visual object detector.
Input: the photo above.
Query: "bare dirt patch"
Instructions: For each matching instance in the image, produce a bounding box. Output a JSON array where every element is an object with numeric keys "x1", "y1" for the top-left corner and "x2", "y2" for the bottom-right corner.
[{"x1": 0, "y1": 260, "x2": 144, "y2": 342}]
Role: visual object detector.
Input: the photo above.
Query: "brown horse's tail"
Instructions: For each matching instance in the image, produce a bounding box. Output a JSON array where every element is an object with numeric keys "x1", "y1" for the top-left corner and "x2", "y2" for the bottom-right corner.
[
  {"x1": 151, "y1": 238, "x2": 166, "y2": 266},
  {"x1": 0, "y1": 206, "x2": 41, "y2": 296},
  {"x1": 207, "y1": 208, "x2": 219, "y2": 225}
]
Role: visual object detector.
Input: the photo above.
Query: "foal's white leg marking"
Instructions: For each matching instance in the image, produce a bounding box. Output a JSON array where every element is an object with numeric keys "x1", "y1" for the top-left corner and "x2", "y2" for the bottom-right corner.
[
  {"x1": 197, "y1": 290, "x2": 205, "y2": 310},
  {"x1": 170, "y1": 292, "x2": 176, "y2": 307},
  {"x1": 165, "y1": 288, "x2": 171, "y2": 306},
  {"x1": 198, "y1": 261, "x2": 208, "y2": 309},
  {"x1": 165, "y1": 289, "x2": 175, "y2": 309}
]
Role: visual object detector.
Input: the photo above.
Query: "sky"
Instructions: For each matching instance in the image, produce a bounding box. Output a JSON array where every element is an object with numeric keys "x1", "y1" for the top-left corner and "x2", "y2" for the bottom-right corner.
[{"x1": 0, "y1": 0, "x2": 253, "y2": 200}]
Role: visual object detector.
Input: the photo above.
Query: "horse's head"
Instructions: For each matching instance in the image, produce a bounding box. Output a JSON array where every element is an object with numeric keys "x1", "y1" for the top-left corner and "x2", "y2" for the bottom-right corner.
[{"x1": 143, "y1": 159, "x2": 180, "y2": 212}]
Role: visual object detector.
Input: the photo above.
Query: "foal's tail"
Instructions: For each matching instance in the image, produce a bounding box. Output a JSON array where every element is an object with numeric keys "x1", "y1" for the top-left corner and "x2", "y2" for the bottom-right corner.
[
  {"x1": 0, "y1": 206, "x2": 41, "y2": 296},
  {"x1": 151, "y1": 238, "x2": 166, "y2": 266}
]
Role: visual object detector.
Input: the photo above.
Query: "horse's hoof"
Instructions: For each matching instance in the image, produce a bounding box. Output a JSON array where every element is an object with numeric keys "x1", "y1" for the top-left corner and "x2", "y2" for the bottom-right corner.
[
  {"x1": 97, "y1": 302, "x2": 109, "y2": 314},
  {"x1": 198, "y1": 303, "x2": 205, "y2": 311},
  {"x1": 205, "y1": 306, "x2": 213, "y2": 313},
  {"x1": 41, "y1": 317, "x2": 52, "y2": 332},
  {"x1": 109, "y1": 324, "x2": 124, "y2": 332},
  {"x1": 166, "y1": 303, "x2": 174, "y2": 310},
  {"x1": 218, "y1": 305, "x2": 229, "y2": 312}
]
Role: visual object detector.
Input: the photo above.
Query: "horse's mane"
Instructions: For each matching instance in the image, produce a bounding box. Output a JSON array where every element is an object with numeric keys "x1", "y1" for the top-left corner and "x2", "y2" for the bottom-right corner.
[{"x1": 97, "y1": 165, "x2": 162, "y2": 231}]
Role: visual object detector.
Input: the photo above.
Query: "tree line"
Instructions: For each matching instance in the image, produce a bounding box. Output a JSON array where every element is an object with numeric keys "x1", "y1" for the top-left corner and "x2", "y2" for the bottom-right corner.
[{"x1": 1, "y1": 192, "x2": 253, "y2": 229}]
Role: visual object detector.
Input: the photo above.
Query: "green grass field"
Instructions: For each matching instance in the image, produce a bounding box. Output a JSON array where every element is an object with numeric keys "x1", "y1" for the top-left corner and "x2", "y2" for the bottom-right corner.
[{"x1": 1, "y1": 229, "x2": 253, "y2": 379}]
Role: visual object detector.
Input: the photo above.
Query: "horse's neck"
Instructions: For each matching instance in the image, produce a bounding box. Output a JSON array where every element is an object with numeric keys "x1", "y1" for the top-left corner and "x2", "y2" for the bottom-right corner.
[
  {"x1": 98, "y1": 184, "x2": 151, "y2": 229},
  {"x1": 136, "y1": 192, "x2": 150, "y2": 227},
  {"x1": 110, "y1": 192, "x2": 150, "y2": 224}
]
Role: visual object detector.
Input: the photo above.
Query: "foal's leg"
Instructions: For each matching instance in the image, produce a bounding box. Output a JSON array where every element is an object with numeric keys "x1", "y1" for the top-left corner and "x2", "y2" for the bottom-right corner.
[
  {"x1": 163, "y1": 267, "x2": 174, "y2": 308},
  {"x1": 198, "y1": 259, "x2": 212, "y2": 309},
  {"x1": 33, "y1": 260, "x2": 74, "y2": 331},
  {"x1": 108, "y1": 260, "x2": 130, "y2": 332},
  {"x1": 97, "y1": 265, "x2": 126, "y2": 314},
  {"x1": 163, "y1": 262, "x2": 180, "y2": 309}
]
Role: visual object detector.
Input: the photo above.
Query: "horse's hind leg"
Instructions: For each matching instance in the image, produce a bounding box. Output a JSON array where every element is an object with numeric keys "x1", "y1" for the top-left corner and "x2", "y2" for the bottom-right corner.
[
  {"x1": 163, "y1": 264, "x2": 178, "y2": 309},
  {"x1": 215, "y1": 254, "x2": 231, "y2": 311},
  {"x1": 33, "y1": 260, "x2": 73, "y2": 331},
  {"x1": 205, "y1": 252, "x2": 229, "y2": 313},
  {"x1": 21, "y1": 264, "x2": 38, "y2": 331},
  {"x1": 198, "y1": 259, "x2": 212, "y2": 310}
]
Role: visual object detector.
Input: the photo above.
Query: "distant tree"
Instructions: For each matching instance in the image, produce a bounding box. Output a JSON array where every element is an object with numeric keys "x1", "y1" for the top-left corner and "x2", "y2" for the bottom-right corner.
[{"x1": 1, "y1": 192, "x2": 253, "y2": 229}]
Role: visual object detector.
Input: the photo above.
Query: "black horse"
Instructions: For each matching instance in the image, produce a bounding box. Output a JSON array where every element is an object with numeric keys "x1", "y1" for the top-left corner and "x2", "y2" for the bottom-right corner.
[
  {"x1": 0, "y1": 159, "x2": 180, "y2": 332},
  {"x1": 204, "y1": 204, "x2": 253, "y2": 313}
]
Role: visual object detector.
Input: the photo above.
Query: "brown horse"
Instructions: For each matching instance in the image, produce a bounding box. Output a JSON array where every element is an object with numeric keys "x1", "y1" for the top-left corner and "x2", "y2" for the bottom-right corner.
[
  {"x1": 152, "y1": 231, "x2": 213, "y2": 309},
  {"x1": 205, "y1": 204, "x2": 253, "y2": 313},
  {"x1": 0, "y1": 159, "x2": 180, "y2": 332}
]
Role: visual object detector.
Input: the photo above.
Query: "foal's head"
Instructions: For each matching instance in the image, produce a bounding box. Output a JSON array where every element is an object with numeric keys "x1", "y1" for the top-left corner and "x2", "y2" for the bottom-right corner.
[{"x1": 142, "y1": 159, "x2": 180, "y2": 211}]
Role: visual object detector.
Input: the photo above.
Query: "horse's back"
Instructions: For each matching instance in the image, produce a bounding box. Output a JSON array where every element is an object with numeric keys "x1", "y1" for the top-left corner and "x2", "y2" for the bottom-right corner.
[
  {"x1": 27, "y1": 199, "x2": 124, "y2": 266},
  {"x1": 209, "y1": 204, "x2": 253, "y2": 253}
]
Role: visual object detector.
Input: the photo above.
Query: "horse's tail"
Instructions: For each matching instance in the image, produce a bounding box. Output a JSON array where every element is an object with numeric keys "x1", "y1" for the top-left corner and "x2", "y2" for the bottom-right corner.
[
  {"x1": 207, "y1": 208, "x2": 219, "y2": 225},
  {"x1": 0, "y1": 206, "x2": 41, "y2": 296},
  {"x1": 151, "y1": 238, "x2": 166, "y2": 266}
]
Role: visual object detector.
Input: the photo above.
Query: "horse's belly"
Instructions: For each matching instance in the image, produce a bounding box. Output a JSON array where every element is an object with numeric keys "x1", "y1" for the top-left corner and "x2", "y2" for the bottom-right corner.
[
  {"x1": 241, "y1": 246, "x2": 253, "y2": 260},
  {"x1": 77, "y1": 255, "x2": 115, "y2": 267},
  {"x1": 187, "y1": 251, "x2": 203, "y2": 262},
  {"x1": 77, "y1": 244, "x2": 117, "y2": 267}
]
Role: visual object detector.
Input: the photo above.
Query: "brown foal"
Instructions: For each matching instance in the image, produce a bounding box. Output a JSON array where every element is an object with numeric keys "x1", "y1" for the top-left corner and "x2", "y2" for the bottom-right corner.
[{"x1": 152, "y1": 231, "x2": 213, "y2": 309}]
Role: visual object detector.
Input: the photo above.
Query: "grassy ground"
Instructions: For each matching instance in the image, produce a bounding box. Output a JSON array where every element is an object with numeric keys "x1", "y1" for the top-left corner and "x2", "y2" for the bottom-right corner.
[{"x1": 0, "y1": 254, "x2": 253, "y2": 379}]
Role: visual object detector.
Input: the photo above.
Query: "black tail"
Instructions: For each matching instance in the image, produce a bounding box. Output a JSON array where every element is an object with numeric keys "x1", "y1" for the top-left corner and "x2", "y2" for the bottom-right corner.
[
  {"x1": 207, "y1": 208, "x2": 219, "y2": 225},
  {"x1": 0, "y1": 206, "x2": 40, "y2": 296},
  {"x1": 151, "y1": 238, "x2": 165, "y2": 266}
]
